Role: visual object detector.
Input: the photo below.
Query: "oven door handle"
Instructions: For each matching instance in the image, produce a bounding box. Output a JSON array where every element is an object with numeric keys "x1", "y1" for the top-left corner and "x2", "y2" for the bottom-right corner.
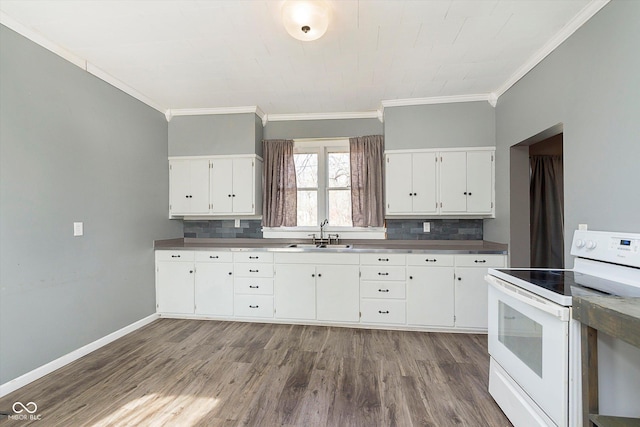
[{"x1": 485, "y1": 275, "x2": 570, "y2": 321}]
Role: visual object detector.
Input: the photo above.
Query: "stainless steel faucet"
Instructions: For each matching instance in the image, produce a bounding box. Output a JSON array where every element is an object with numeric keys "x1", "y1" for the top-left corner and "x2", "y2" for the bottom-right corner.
[{"x1": 320, "y1": 219, "x2": 328, "y2": 240}]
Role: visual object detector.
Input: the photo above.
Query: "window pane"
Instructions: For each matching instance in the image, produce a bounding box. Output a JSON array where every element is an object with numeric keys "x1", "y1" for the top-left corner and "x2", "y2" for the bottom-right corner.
[
  {"x1": 297, "y1": 190, "x2": 318, "y2": 226},
  {"x1": 328, "y1": 152, "x2": 350, "y2": 188},
  {"x1": 294, "y1": 153, "x2": 318, "y2": 188},
  {"x1": 328, "y1": 189, "x2": 352, "y2": 226}
]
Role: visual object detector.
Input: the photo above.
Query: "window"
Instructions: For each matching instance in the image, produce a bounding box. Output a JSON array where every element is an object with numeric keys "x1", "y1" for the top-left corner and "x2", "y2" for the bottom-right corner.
[{"x1": 294, "y1": 139, "x2": 352, "y2": 227}]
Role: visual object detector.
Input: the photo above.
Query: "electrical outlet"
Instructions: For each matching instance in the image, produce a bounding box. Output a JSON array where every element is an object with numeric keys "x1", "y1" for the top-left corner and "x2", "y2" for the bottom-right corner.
[
  {"x1": 423, "y1": 222, "x2": 430, "y2": 233},
  {"x1": 578, "y1": 224, "x2": 588, "y2": 231},
  {"x1": 73, "y1": 222, "x2": 83, "y2": 236},
  {"x1": 234, "y1": 219, "x2": 241, "y2": 228}
]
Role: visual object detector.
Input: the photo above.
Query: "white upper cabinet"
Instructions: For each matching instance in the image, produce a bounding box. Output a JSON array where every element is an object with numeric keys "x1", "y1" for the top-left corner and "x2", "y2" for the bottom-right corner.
[
  {"x1": 169, "y1": 158, "x2": 210, "y2": 215},
  {"x1": 385, "y1": 147, "x2": 494, "y2": 218},
  {"x1": 439, "y1": 150, "x2": 494, "y2": 215},
  {"x1": 169, "y1": 155, "x2": 262, "y2": 218},
  {"x1": 385, "y1": 152, "x2": 438, "y2": 215}
]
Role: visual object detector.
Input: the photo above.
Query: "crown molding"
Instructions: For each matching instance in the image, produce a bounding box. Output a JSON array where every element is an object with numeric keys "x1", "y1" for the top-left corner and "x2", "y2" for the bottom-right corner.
[
  {"x1": 493, "y1": 0, "x2": 610, "y2": 99},
  {"x1": 167, "y1": 106, "x2": 265, "y2": 123},
  {"x1": 265, "y1": 111, "x2": 383, "y2": 124},
  {"x1": 381, "y1": 94, "x2": 491, "y2": 109},
  {"x1": 1, "y1": 12, "x2": 166, "y2": 114}
]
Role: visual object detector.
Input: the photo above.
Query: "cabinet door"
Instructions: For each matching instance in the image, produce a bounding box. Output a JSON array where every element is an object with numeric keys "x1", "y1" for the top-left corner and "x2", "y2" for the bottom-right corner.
[
  {"x1": 454, "y1": 267, "x2": 489, "y2": 329},
  {"x1": 156, "y1": 261, "x2": 194, "y2": 314},
  {"x1": 317, "y1": 265, "x2": 360, "y2": 322},
  {"x1": 411, "y1": 152, "x2": 438, "y2": 213},
  {"x1": 466, "y1": 151, "x2": 493, "y2": 213},
  {"x1": 385, "y1": 153, "x2": 413, "y2": 214},
  {"x1": 231, "y1": 157, "x2": 255, "y2": 214},
  {"x1": 169, "y1": 160, "x2": 191, "y2": 214},
  {"x1": 406, "y1": 267, "x2": 454, "y2": 327},
  {"x1": 439, "y1": 151, "x2": 467, "y2": 213},
  {"x1": 210, "y1": 158, "x2": 234, "y2": 214},
  {"x1": 274, "y1": 264, "x2": 316, "y2": 320},
  {"x1": 194, "y1": 263, "x2": 234, "y2": 316},
  {"x1": 169, "y1": 159, "x2": 210, "y2": 215}
]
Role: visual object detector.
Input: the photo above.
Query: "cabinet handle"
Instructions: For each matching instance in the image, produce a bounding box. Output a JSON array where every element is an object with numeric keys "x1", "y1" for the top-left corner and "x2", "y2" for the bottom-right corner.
[
  {"x1": 171, "y1": 255, "x2": 181, "y2": 258},
  {"x1": 228, "y1": 272, "x2": 232, "y2": 275},
  {"x1": 378, "y1": 289, "x2": 390, "y2": 293},
  {"x1": 378, "y1": 310, "x2": 390, "y2": 314},
  {"x1": 414, "y1": 193, "x2": 417, "y2": 196},
  {"x1": 232, "y1": 194, "x2": 236, "y2": 197},
  {"x1": 189, "y1": 270, "x2": 194, "y2": 274},
  {"x1": 249, "y1": 285, "x2": 259, "y2": 289},
  {"x1": 378, "y1": 258, "x2": 389, "y2": 262},
  {"x1": 409, "y1": 192, "x2": 412, "y2": 196},
  {"x1": 378, "y1": 272, "x2": 389, "y2": 276},
  {"x1": 468, "y1": 192, "x2": 472, "y2": 196},
  {"x1": 458, "y1": 277, "x2": 462, "y2": 281},
  {"x1": 464, "y1": 192, "x2": 467, "y2": 195},
  {"x1": 249, "y1": 256, "x2": 259, "y2": 259},
  {"x1": 228, "y1": 194, "x2": 232, "y2": 197},
  {"x1": 409, "y1": 276, "x2": 413, "y2": 280},
  {"x1": 209, "y1": 255, "x2": 219, "y2": 259},
  {"x1": 425, "y1": 258, "x2": 437, "y2": 262},
  {"x1": 311, "y1": 274, "x2": 315, "y2": 277},
  {"x1": 474, "y1": 260, "x2": 487, "y2": 263},
  {"x1": 249, "y1": 269, "x2": 259, "y2": 273},
  {"x1": 318, "y1": 273, "x2": 322, "y2": 277},
  {"x1": 249, "y1": 305, "x2": 259, "y2": 308}
]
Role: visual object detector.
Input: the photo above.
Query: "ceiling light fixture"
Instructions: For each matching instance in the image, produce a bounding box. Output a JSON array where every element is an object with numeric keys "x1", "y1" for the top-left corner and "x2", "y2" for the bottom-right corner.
[{"x1": 282, "y1": 0, "x2": 330, "y2": 41}]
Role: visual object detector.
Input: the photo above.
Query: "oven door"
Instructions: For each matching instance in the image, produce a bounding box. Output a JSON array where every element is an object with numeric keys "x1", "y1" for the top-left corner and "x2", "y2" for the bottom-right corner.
[{"x1": 487, "y1": 275, "x2": 570, "y2": 427}]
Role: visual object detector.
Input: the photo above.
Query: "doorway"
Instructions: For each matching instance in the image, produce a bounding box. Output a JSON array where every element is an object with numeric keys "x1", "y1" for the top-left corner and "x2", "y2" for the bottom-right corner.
[{"x1": 509, "y1": 125, "x2": 565, "y2": 268}]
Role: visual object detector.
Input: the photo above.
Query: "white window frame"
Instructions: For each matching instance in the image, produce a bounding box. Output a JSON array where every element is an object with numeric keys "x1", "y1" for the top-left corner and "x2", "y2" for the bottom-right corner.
[{"x1": 262, "y1": 138, "x2": 386, "y2": 239}]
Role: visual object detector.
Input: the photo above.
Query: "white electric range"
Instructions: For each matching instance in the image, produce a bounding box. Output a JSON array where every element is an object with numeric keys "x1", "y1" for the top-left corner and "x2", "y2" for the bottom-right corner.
[{"x1": 485, "y1": 230, "x2": 640, "y2": 427}]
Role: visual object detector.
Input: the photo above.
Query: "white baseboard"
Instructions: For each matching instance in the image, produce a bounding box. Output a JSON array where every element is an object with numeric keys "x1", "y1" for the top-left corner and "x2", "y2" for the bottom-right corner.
[{"x1": 0, "y1": 313, "x2": 160, "y2": 398}]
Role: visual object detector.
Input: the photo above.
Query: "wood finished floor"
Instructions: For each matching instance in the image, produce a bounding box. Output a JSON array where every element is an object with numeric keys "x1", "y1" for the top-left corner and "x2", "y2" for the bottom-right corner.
[{"x1": 0, "y1": 319, "x2": 511, "y2": 426}]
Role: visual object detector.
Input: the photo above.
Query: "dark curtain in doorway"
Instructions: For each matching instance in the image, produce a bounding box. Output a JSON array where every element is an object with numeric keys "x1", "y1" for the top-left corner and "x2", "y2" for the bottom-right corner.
[{"x1": 530, "y1": 155, "x2": 564, "y2": 268}]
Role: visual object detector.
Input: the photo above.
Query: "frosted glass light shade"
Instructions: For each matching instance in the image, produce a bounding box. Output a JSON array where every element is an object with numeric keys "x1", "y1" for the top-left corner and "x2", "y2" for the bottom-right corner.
[{"x1": 282, "y1": 0, "x2": 330, "y2": 41}]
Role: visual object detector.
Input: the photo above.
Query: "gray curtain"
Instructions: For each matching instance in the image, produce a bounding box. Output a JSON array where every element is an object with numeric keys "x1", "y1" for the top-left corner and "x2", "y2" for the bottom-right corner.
[
  {"x1": 262, "y1": 139, "x2": 297, "y2": 227},
  {"x1": 530, "y1": 155, "x2": 564, "y2": 268},
  {"x1": 350, "y1": 135, "x2": 384, "y2": 227}
]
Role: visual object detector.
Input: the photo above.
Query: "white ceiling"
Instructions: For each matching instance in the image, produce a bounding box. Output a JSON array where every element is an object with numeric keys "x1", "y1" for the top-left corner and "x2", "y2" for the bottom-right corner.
[{"x1": 0, "y1": 0, "x2": 606, "y2": 117}]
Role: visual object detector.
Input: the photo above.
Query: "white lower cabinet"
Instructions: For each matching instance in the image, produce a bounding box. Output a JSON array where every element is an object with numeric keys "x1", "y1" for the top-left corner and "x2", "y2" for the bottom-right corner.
[
  {"x1": 155, "y1": 249, "x2": 505, "y2": 331},
  {"x1": 454, "y1": 255, "x2": 506, "y2": 329},
  {"x1": 155, "y1": 251, "x2": 195, "y2": 315}
]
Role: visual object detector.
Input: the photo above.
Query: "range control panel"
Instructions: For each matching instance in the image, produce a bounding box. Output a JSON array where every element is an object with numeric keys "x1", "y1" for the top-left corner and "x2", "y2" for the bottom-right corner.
[{"x1": 571, "y1": 230, "x2": 640, "y2": 268}]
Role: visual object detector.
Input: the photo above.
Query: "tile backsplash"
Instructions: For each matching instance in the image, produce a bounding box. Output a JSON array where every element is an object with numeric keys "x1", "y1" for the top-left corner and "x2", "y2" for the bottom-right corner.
[
  {"x1": 385, "y1": 219, "x2": 483, "y2": 240},
  {"x1": 183, "y1": 220, "x2": 263, "y2": 239},
  {"x1": 183, "y1": 218, "x2": 482, "y2": 240}
]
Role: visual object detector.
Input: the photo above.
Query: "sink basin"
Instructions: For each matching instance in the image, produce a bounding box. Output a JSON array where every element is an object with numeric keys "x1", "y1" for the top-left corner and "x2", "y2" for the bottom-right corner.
[{"x1": 287, "y1": 244, "x2": 353, "y2": 249}]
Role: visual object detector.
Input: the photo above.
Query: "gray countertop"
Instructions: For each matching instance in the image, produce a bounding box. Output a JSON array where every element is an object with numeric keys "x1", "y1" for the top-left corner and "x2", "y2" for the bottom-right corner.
[{"x1": 154, "y1": 238, "x2": 508, "y2": 254}]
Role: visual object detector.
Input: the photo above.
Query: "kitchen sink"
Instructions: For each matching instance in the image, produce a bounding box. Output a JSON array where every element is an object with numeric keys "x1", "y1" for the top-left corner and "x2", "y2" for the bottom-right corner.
[{"x1": 287, "y1": 243, "x2": 353, "y2": 249}]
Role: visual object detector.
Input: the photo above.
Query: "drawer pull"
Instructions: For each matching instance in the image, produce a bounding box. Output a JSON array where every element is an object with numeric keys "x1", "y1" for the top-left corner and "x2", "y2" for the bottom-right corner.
[
  {"x1": 228, "y1": 272, "x2": 232, "y2": 275},
  {"x1": 378, "y1": 289, "x2": 389, "y2": 293},
  {"x1": 378, "y1": 258, "x2": 389, "y2": 262},
  {"x1": 249, "y1": 305, "x2": 259, "y2": 308},
  {"x1": 378, "y1": 310, "x2": 390, "y2": 314},
  {"x1": 249, "y1": 256, "x2": 259, "y2": 259},
  {"x1": 378, "y1": 272, "x2": 389, "y2": 276},
  {"x1": 249, "y1": 269, "x2": 259, "y2": 273},
  {"x1": 409, "y1": 276, "x2": 413, "y2": 280},
  {"x1": 425, "y1": 258, "x2": 437, "y2": 262},
  {"x1": 171, "y1": 255, "x2": 181, "y2": 258},
  {"x1": 189, "y1": 270, "x2": 194, "y2": 274},
  {"x1": 209, "y1": 255, "x2": 219, "y2": 259},
  {"x1": 249, "y1": 285, "x2": 259, "y2": 289},
  {"x1": 474, "y1": 260, "x2": 487, "y2": 263}
]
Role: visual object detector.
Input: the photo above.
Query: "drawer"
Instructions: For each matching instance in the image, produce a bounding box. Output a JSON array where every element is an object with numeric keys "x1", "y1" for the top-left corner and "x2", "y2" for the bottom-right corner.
[
  {"x1": 155, "y1": 250, "x2": 194, "y2": 262},
  {"x1": 360, "y1": 253, "x2": 406, "y2": 266},
  {"x1": 195, "y1": 251, "x2": 233, "y2": 263},
  {"x1": 361, "y1": 281, "x2": 406, "y2": 299},
  {"x1": 407, "y1": 254, "x2": 454, "y2": 267},
  {"x1": 233, "y1": 252, "x2": 274, "y2": 263},
  {"x1": 455, "y1": 254, "x2": 506, "y2": 268},
  {"x1": 360, "y1": 299, "x2": 406, "y2": 324},
  {"x1": 234, "y1": 278, "x2": 274, "y2": 295},
  {"x1": 234, "y1": 263, "x2": 274, "y2": 278},
  {"x1": 360, "y1": 266, "x2": 405, "y2": 281},
  {"x1": 234, "y1": 295, "x2": 274, "y2": 318}
]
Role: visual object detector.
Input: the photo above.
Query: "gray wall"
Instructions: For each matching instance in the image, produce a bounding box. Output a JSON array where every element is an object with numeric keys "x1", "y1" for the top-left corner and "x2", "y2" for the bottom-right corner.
[
  {"x1": 168, "y1": 113, "x2": 260, "y2": 156},
  {"x1": 263, "y1": 118, "x2": 383, "y2": 140},
  {"x1": 0, "y1": 25, "x2": 181, "y2": 384},
  {"x1": 485, "y1": 0, "x2": 640, "y2": 263},
  {"x1": 384, "y1": 102, "x2": 496, "y2": 150}
]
